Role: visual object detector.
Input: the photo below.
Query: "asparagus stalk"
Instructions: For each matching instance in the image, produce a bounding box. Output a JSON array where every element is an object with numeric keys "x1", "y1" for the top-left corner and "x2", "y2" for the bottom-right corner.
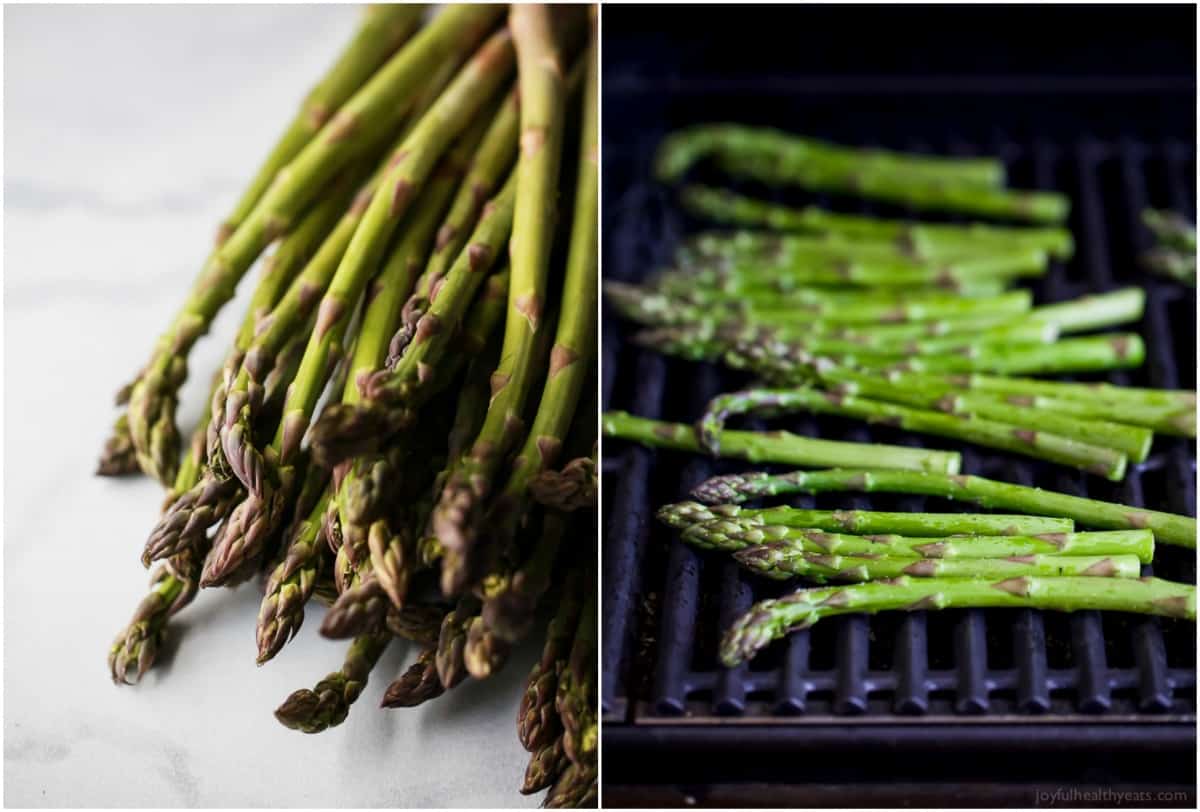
[
  {"x1": 604, "y1": 411, "x2": 962, "y2": 474},
  {"x1": 656, "y1": 124, "x2": 1006, "y2": 188},
  {"x1": 736, "y1": 547, "x2": 1141, "y2": 583},
  {"x1": 698, "y1": 387, "x2": 1129, "y2": 480},
  {"x1": 529, "y1": 446, "x2": 597, "y2": 512},
  {"x1": 619, "y1": 287, "x2": 1036, "y2": 327},
  {"x1": 690, "y1": 469, "x2": 1197, "y2": 549},
  {"x1": 433, "y1": 6, "x2": 571, "y2": 593},
  {"x1": 740, "y1": 334, "x2": 1145, "y2": 379},
  {"x1": 117, "y1": 5, "x2": 501, "y2": 485},
  {"x1": 544, "y1": 762, "x2": 598, "y2": 809},
  {"x1": 1142, "y1": 248, "x2": 1197, "y2": 286},
  {"x1": 436, "y1": 596, "x2": 480, "y2": 690},
  {"x1": 825, "y1": 365, "x2": 1194, "y2": 437},
  {"x1": 256, "y1": 487, "x2": 331, "y2": 664},
  {"x1": 522, "y1": 737, "x2": 570, "y2": 795},
  {"x1": 1143, "y1": 208, "x2": 1197, "y2": 254},
  {"x1": 714, "y1": 148, "x2": 1069, "y2": 223},
  {"x1": 214, "y1": 5, "x2": 427, "y2": 244},
  {"x1": 680, "y1": 522, "x2": 1154, "y2": 562},
  {"x1": 679, "y1": 185, "x2": 1074, "y2": 258},
  {"x1": 483, "y1": 512, "x2": 569, "y2": 643},
  {"x1": 721, "y1": 576, "x2": 1196, "y2": 667},
  {"x1": 109, "y1": 552, "x2": 200, "y2": 685},
  {"x1": 813, "y1": 364, "x2": 1154, "y2": 462},
  {"x1": 519, "y1": 568, "x2": 586, "y2": 751},
  {"x1": 380, "y1": 648, "x2": 445, "y2": 708},
  {"x1": 659, "y1": 501, "x2": 1075, "y2": 537},
  {"x1": 556, "y1": 581, "x2": 597, "y2": 767},
  {"x1": 275, "y1": 632, "x2": 390, "y2": 733}
]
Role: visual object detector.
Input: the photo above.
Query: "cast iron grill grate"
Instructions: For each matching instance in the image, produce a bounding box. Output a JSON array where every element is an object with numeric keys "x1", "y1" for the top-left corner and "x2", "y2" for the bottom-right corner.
[{"x1": 602, "y1": 131, "x2": 1197, "y2": 730}]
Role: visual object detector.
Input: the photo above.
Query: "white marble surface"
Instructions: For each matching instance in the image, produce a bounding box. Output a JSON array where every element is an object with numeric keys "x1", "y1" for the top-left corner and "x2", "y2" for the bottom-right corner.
[{"x1": 4, "y1": 6, "x2": 541, "y2": 807}]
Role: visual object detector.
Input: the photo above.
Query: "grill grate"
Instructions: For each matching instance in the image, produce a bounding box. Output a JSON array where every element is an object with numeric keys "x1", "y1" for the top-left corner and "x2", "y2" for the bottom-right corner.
[{"x1": 601, "y1": 123, "x2": 1196, "y2": 739}]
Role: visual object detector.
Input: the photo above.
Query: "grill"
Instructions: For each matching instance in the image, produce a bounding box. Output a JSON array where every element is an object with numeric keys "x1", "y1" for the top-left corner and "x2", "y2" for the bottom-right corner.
[{"x1": 600, "y1": 8, "x2": 1196, "y2": 804}]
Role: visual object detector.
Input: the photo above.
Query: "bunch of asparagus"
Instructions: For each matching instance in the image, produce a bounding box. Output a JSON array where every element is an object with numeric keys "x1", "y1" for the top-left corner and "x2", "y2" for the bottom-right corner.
[
  {"x1": 101, "y1": 6, "x2": 597, "y2": 806},
  {"x1": 1141, "y1": 208, "x2": 1196, "y2": 286},
  {"x1": 655, "y1": 468, "x2": 1196, "y2": 667},
  {"x1": 603, "y1": 132, "x2": 1197, "y2": 480}
]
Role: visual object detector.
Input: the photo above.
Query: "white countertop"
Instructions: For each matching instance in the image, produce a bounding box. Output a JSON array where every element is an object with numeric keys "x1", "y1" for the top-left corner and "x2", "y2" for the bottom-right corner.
[{"x1": 5, "y1": 6, "x2": 541, "y2": 807}]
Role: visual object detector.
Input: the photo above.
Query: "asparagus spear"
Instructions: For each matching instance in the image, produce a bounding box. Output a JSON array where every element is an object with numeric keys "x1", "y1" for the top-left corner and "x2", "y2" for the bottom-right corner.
[
  {"x1": 215, "y1": 5, "x2": 427, "y2": 244},
  {"x1": 1142, "y1": 248, "x2": 1197, "y2": 286},
  {"x1": 556, "y1": 581, "x2": 597, "y2": 768},
  {"x1": 681, "y1": 522, "x2": 1154, "y2": 562},
  {"x1": 679, "y1": 185, "x2": 1074, "y2": 258},
  {"x1": 736, "y1": 547, "x2": 1141, "y2": 583},
  {"x1": 518, "y1": 568, "x2": 586, "y2": 752},
  {"x1": 714, "y1": 148, "x2": 1069, "y2": 223},
  {"x1": 821, "y1": 364, "x2": 1195, "y2": 437},
  {"x1": 698, "y1": 387, "x2": 1129, "y2": 480},
  {"x1": 656, "y1": 124, "x2": 1006, "y2": 188},
  {"x1": 690, "y1": 469, "x2": 1197, "y2": 549},
  {"x1": 109, "y1": 551, "x2": 200, "y2": 685},
  {"x1": 380, "y1": 648, "x2": 445, "y2": 708},
  {"x1": 436, "y1": 596, "x2": 480, "y2": 690},
  {"x1": 604, "y1": 411, "x2": 962, "y2": 474},
  {"x1": 739, "y1": 333, "x2": 1145, "y2": 379},
  {"x1": 721, "y1": 576, "x2": 1196, "y2": 667},
  {"x1": 529, "y1": 446, "x2": 597, "y2": 512},
  {"x1": 275, "y1": 632, "x2": 390, "y2": 733},
  {"x1": 433, "y1": 6, "x2": 571, "y2": 593},
  {"x1": 812, "y1": 365, "x2": 1152, "y2": 461},
  {"x1": 483, "y1": 512, "x2": 569, "y2": 643},
  {"x1": 1143, "y1": 208, "x2": 1197, "y2": 254},
  {"x1": 256, "y1": 487, "x2": 331, "y2": 664},
  {"x1": 522, "y1": 737, "x2": 570, "y2": 795},
  {"x1": 385, "y1": 603, "x2": 448, "y2": 647},
  {"x1": 659, "y1": 501, "x2": 1075, "y2": 536},
  {"x1": 544, "y1": 762, "x2": 598, "y2": 809},
  {"x1": 116, "y1": 6, "x2": 501, "y2": 485}
]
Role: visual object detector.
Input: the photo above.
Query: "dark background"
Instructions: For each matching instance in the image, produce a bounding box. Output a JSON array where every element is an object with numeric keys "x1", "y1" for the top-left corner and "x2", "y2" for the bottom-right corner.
[{"x1": 601, "y1": 4, "x2": 1197, "y2": 808}]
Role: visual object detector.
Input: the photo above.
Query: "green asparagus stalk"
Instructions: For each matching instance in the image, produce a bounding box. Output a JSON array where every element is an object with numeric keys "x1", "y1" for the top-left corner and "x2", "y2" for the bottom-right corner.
[
  {"x1": 659, "y1": 501, "x2": 1075, "y2": 537},
  {"x1": 522, "y1": 737, "x2": 570, "y2": 795},
  {"x1": 812, "y1": 364, "x2": 1154, "y2": 462},
  {"x1": 529, "y1": 446, "x2": 597, "y2": 512},
  {"x1": 386, "y1": 603, "x2": 449, "y2": 646},
  {"x1": 483, "y1": 512, "x2": 569, "y2": 643},
  {"x1": 736, "y1": 546, "x2": 1141, "y2": 583},
  {"x1": 380, "y1": 648, "x2": 445, "y2": 708},
  {"x1": 721, "y1": 576, "x2": 1196, "y2": 667},
  {"x1": 679, "y1": 185, "x2": 1074, "y2": 258},
  {"x1": 519, "y1": 567, "x2": 586, "y2": 751},
  {"x1": 544, "y1": 762, "x2": 598, "y2": 808},
  {"x1": 1143, "y1": 208, "x2": 1197, "y2": 254},
  {"x1": 698, "y1": 387, "x2": 1129, "y2": 480},
  {"x1": 275, "y1": 632, "x2": 390, "y2": 733},
  {"x1": 433, "y1": 6, "x2": 571, "y2": 593},
  {"x1": 656, "y1": 125, "x2": 1007, "y2": 188},
  {"x1": 604, "y1": 411, "x2": 961, "y2": 474},
  {"x1": 117, "y1": 5, "x2": 501, "y2": 485},
  {"x1": 109, "y1": 552, "x2": 200, "y2": 685},
  {"x1": 680, "y1": 521, "x2": 1154, "y2": 562},
  {"x1": 714, "y1": 148, "x2": 1069, "y2": 223},
  {"x1": 556, "y1": 581, "x2": 597, "y2": 768},
  {"x1": 215, "y1": 5, "x2": 427, "y2": 244},
  {"x1": 256, "y1": 487, "x2": 331, "y2": 664},
  {"x1": 1142, "y1": 248, "x2": 1196, "y2": 286},
  {"x1": 436, "y1": 596, "x2": 480, "y2": 690},
  {"x1": 739, "y1": 333, "x2": 1145, "y2": 379},
  {"x1": 820, "y1": 365, "x2": 1195, "y2": 437},
  {"x1": 690, "y1": 469, "x2": 1197, "y2": 549}
]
